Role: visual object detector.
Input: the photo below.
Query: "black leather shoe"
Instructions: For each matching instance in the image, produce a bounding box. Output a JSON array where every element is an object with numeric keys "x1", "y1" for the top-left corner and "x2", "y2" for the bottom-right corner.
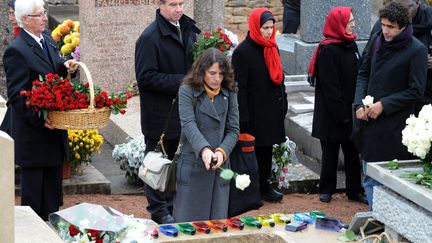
[
  {"x1": 348, "y1": 193, "x2": 368, "y2": 205},
  {"x1": 261, "y1": 189, "x2": 283, "y2": 203},
  {"x1": 153, "y1": 214, "x2": 175, "y2": 224},
  {"x1": 319, "y1": 193, "x2": 332, "y2": 203}
]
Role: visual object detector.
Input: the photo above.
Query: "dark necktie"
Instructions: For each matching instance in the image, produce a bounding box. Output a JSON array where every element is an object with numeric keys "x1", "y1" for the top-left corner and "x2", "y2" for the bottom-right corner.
[
  {"x1": 40, "y1": 39, "x2": 49, "y2": 58},
  {"x1": 176, "y1": 25, "x2": 183, "y2": 44}
]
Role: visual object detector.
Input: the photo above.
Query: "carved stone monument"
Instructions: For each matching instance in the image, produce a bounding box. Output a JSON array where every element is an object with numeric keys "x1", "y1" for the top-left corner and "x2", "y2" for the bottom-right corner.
[
  {"x1": 80, "y1": 0, "x2": 194, "y2": 92},
  {"x1": 0, "y1": 131, "x2": 14, "y2": 242},
  {"x1": 277, "y1": 0, "x2": 372, "y2": 75},
  {"x1": 194, "y1": 0, "x2": 224, "y2": 32},
  {"x1": 0, "y1": 1, "x2": 13, "y2": 99}
]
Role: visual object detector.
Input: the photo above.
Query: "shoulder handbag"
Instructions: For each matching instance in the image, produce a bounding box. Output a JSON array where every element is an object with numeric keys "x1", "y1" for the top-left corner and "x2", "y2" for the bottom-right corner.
[
  {"x1": 228, "y1": 133, "x2": 263, "y2": 217},
  {"x1": 138, "y1": 98, "x2": 182, "y2": 193}
]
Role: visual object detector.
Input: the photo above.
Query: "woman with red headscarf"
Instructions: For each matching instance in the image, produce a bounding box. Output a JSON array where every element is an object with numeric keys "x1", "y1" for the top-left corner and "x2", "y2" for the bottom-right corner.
[
  {"x1": 232, "y1": 8, "x2": 287, "y2": 203},
  {"x1": 309, "y1": 7, "x2": 366, "y2": 204}
]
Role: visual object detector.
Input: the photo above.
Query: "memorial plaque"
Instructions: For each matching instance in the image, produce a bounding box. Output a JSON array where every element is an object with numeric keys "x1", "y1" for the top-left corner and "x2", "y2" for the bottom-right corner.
[{"x1": 80, "y1": 0, "x2": 194, "y2": 92}]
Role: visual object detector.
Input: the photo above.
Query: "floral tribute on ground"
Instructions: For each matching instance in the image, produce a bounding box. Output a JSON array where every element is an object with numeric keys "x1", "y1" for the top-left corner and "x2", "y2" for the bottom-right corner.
[
  {"x1": 112, "y1": 135, "x2": 146, "y2": 185},
  {"x1": 20, "y1": 73, "x2": 132, "y2": 119},
  {"x1": 401, "y1": 104, "x2": 432, "y2": 188},
  {"x1": 49, "y1": 203, "x2": 158, "y2": 243},
  {"x1": 271, "y1": 137, "x2": 298, "y2": 190},
  {"x1": 68, "y1": 130, "x2": 104, "y2": 173}
]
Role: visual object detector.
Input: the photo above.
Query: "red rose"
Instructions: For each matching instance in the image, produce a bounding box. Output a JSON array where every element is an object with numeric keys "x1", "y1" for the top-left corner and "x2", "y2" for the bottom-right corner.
[
  {"x1": 95, "y1": 239, "x2": 103, "y2": 243},
  {"x1": 68, "y1": 225, "x2": 79, "y2": 236},
  {"x1": 120, "y1": 109, "x2": 126, "y2": 114},
  {"x1": 282, "y1": 167, "x2": 289, "y2": 173},
  {"x1": 87, "y1": 229, "x2": 99, "y2": 238},
  {"x1": 20, "y1": 90, "x2": 27, "y2": 97}
]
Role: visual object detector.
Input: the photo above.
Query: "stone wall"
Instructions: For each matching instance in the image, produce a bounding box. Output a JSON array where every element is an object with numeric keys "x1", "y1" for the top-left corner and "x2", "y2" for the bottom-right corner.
[{"x1": 224, "y1": 0, "x2": 284, "y2": 33}]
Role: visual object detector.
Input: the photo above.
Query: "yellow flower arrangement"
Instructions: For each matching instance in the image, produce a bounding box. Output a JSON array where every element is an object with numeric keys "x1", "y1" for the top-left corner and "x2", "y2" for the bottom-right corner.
[
  {"x1": 51, "y1": 19, "x2": 80, "y2": 58},
  {"x1": 67, "y1": 130, "x2": 103, "y2": 172}
]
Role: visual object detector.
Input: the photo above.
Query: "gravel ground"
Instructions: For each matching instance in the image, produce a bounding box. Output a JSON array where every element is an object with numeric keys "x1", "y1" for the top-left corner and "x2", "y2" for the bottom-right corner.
[{"x1": 17, "y1": 192, "x2": 368, "y2": 225}]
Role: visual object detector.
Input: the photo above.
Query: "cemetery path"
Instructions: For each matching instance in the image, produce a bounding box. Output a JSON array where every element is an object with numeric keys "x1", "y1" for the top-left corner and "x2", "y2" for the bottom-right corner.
[{"x1": 17, "y1": 192, "x2": 367, "y2": 224}]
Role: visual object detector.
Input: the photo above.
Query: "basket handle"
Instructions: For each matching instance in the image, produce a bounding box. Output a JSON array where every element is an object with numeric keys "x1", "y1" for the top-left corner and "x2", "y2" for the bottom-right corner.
[{"x1": 74, "y1": 61, "x2": 96, "y2": 109}]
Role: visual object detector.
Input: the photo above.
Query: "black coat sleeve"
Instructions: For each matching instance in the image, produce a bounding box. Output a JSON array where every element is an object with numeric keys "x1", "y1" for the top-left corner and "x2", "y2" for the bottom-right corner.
[
  {"x1": 134, "y1": 35, "x2": 184, "y2": 96},
  {"x1": 3, "y1": 47, "x2": 45, "y2": 127},
  {"x1": 381, "y1": 46, "x2": 427, "y2": 115},
  {"x1": 317, "y1": 46, "x2": 350, "y2": 123},
  {"x1": 231, "y1": 47, "x2": 250, "y2": 123}
]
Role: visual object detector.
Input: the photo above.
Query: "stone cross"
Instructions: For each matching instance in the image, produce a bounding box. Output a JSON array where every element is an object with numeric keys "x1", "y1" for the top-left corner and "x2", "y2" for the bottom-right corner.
[{"x1": 0, "y1": 131, "x2": 14, "y2": 242}]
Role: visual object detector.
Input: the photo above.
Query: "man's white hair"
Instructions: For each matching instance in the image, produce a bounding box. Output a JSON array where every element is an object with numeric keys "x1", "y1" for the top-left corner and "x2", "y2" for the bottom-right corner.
[{"x1": 14, "y1": 0, "x2": 45, "y2": 28}]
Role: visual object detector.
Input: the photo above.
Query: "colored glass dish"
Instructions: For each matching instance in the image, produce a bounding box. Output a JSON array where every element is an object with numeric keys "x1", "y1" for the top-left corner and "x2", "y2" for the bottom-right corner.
[
  {"x1": 226, "y1": 218, "x2": 245, "y2": 230},
  {"x1": 240, "y1": 217, "x2": 263, "y2": 229},
  {"x1": 256, "y1": 215, "x2": 275, "y2": 227},
  {"x1": 208, "y1": 220, "x2": 228, "y2": 232},
  {"x1": 159, "y1": 225, "x2": 178, "y2": 237}
]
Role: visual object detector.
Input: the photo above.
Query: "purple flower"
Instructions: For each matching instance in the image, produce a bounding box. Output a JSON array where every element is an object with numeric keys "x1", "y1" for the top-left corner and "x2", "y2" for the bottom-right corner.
[{"x1": 71, "y1": 45, "x2": 80, "y2": 61}]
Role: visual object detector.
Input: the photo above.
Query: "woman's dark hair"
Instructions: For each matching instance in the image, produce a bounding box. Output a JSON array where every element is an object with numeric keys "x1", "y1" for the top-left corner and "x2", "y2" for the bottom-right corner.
[
  {"x1": 183, "y1": 48, "x2": 237, "y2": 92},
  {"x1": 379, "y1": 2, "x2": 411, "y2": 28}
]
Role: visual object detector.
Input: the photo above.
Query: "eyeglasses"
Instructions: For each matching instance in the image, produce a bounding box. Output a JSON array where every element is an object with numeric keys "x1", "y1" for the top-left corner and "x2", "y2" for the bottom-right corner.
[
  {"x1": 8, "y1": 10, "x2": 14, "y2": 16},
  {"x1": 27, "y1": 11, "x2": 48, "y2": 18}
]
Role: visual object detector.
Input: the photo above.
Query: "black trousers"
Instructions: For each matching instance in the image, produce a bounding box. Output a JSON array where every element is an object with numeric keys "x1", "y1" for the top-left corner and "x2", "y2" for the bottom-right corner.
[
  {"x1": 20, "y1": 165, "x2": 63, "y2": 221},
  {"x1": 282, "y1": 7, "x2": 300, "y2": 34},
  {"x1": 319, "y1": 140, "x2": 362, "y2": 197},
  {"x1": 144, "y1": 137, "x2": 179, "y2": 222},
  {"x1": 255, "y1": 146, "x2": 273, "y2": 193}
]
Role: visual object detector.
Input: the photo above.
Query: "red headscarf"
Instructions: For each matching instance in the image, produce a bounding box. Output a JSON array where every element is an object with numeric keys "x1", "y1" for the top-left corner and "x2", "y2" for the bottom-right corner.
[
  {"x1": 307, "y1": 6, "x2": 357, "y2": 81},
  {"x1": 248, "y1": 8, "x2": 283, "y2": 85}
]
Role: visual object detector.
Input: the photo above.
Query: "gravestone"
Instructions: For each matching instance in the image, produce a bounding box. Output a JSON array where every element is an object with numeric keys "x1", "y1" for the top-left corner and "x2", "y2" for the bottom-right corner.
[
  {"x1": 194, "y1": 0, "x2": 224, "y2": 32},
  {"x1": 80, "y1": 0, "x2": 194, "y2": 93},
  {"x1": 277, "y1": 0, "x2": 372, "y2": 75},
  {"x1": 0, "y1": 131, "x2": 14, "y2": 242},
  {"x1": 0, "y1": 1, "x2": 13, "y2": 99}
]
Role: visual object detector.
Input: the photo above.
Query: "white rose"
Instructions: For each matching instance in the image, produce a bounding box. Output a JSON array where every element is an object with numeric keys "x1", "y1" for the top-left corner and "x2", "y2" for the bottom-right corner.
[
  {"x1": 362, "y1": 95, "x2": 374, "y2": 108},
  {"x1": 419, "y1": 104, "x2": 432, "y2": 122},
  {"x1": 235, "y1": 174, "x2": 251, "y2": 191}
]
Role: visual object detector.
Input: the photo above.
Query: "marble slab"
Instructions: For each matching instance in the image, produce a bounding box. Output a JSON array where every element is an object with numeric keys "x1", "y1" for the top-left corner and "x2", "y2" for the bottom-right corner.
[
  {"x1": 15, "y1": 206, "x2": 63, "y2": 243},
  {"x1": 289, "y1": 104, "x2": 314, "y2": 114},
  {"x1": 367, "y1": 160, "x2": 432, "y2": 212},
  {"x1": 0, "y1": 131, "x2": 14, "y2": 242}
]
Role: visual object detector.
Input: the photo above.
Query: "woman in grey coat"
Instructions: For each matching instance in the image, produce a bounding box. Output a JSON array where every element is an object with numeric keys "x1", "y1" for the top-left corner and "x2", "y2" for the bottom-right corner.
[{"x1": 173, "y1": 48, "x2": 239, "y2": 222}]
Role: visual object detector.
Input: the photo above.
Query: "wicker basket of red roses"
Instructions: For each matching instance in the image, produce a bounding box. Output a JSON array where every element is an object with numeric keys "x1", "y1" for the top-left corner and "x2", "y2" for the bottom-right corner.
[{"x1": 21, "y1": 62, "x2": 130, "y2": 130}]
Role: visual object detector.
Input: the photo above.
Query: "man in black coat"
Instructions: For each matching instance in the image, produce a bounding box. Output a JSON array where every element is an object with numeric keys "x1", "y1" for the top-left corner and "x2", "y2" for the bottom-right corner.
[
  {"x1": 367, "y1": 0, "x2": 432, "y2": 114},
  {"x1": 354, "y1": 2, "x2": 427, "y2": 209},
  {"x1": 282, "y1": 0, "x2": 300, "y2": 34},
  {"x1": 3, "y1": 0, "x2": 77, "y2": 221},
  {"x1": 134, "y1": 0, "x2": 199, "y2": 224}
]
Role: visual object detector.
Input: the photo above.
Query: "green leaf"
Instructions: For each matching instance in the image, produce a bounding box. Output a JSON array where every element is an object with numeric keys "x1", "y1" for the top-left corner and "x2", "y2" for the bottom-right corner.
[
  {"x1": 338, "y1": 230, "x2": 356, "y2": 242},
  {"x1": 220, "y1": 169, "x2": 234, "y2": 180},
  {"x1": 386, "y1": 159, "x2": 400, "y2": 170}
]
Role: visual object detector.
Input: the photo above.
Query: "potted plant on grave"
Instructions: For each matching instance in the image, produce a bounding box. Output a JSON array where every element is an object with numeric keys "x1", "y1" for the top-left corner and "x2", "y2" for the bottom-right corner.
[{"x1": 64, "y1": 129, "x2": 104, "y2": 178}]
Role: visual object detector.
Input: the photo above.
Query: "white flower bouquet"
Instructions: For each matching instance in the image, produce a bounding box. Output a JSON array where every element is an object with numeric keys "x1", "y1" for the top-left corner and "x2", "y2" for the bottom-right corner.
[
  {"x1": 401, "y1": 104, "x2": 432, "y2": 188},
  {"x1": 112, "y1": 135, "x2": 146, "y2": 185},
  {"x1": 271, "y1": 137, "x2": 298, "y2": 190},
  {"x1": 49, "y1": 203, "x2": 158, "y2": 243}
]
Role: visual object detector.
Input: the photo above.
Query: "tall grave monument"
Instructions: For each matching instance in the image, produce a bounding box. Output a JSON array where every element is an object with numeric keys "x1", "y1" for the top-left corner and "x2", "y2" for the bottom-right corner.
[
  {"x1": 0, "y1": 1, "x2": 13, "y2": 99},
  {"x1": 277, "y1": 0, "x2": 372, "y2": 75},
  {"x1": 194, "y1": 0, "x2": 224, "y2": 32},
  {"x1": 80, "y1": 0, "x2": 194, "y2": 93}
]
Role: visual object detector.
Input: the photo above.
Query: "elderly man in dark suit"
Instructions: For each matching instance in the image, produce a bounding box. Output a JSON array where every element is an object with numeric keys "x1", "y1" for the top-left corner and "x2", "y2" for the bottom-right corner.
[
  {"x1": 134, "y1": 0, "x2": 200, "y2": 224},
  {"x1": 3, "y1": 0, "x2": 77, "y2": 221}
]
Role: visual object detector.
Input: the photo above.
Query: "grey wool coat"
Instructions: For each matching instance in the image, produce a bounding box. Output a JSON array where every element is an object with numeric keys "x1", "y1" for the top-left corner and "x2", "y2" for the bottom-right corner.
[{"x1": 173, "y1": 84, "x2": 240, "y2": 222}]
